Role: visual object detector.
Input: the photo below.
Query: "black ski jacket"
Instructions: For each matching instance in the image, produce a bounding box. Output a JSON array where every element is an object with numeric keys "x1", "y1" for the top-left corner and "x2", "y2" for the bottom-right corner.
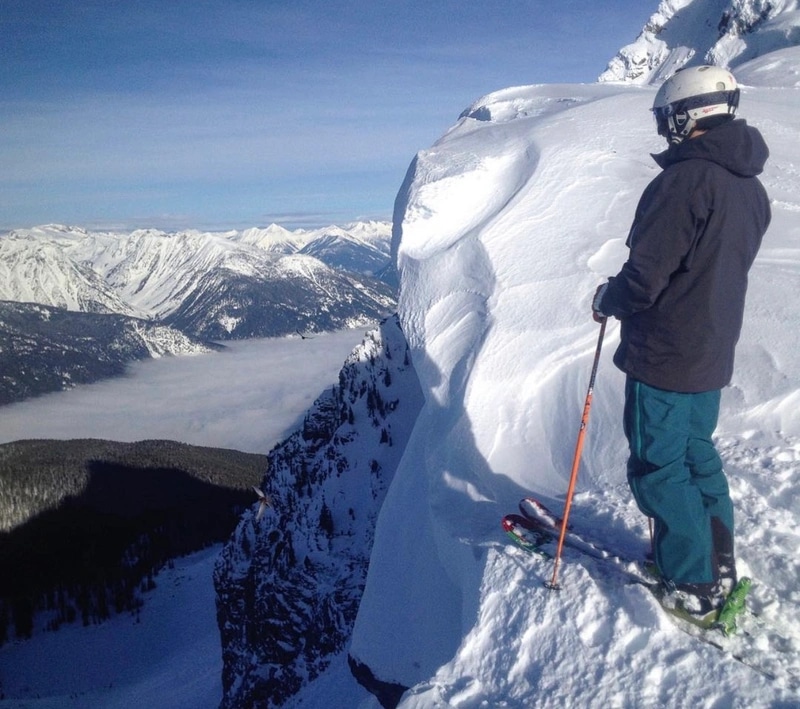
[{"x1": 600, "y1": 118, "x2": 771, "y2": 393}]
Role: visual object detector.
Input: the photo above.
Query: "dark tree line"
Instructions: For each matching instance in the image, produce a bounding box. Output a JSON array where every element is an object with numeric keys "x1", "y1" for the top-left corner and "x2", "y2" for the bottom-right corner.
[
  {"x1": 0, "y1": 438, "x2": 264, "y2": 531},
  {"x1": 0, "y1": 440, "x2": 267, "y2": 644}
]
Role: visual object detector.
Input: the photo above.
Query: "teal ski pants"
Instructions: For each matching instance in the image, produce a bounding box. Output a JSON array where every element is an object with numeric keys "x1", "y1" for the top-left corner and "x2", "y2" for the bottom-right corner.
[{"x1": 623, "y1": 377, "x2": 734, "y2": 587}]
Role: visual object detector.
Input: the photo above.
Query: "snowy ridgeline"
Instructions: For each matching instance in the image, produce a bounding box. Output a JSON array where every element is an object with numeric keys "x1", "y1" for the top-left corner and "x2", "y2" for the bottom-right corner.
[{"x1": 0, "y1": 221, "x2": 393, "y2": 322}]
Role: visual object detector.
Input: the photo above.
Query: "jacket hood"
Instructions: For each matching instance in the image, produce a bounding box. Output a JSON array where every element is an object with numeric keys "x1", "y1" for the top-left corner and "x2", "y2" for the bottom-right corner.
[{"x1": 653, "y1": 119, "x2": 769, "y2": 178}]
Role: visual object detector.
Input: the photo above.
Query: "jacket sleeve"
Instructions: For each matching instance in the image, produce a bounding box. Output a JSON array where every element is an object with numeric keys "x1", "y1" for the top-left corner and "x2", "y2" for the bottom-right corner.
[{"x1": 601, "y1": 163, "x2": 711, "y2": 319}]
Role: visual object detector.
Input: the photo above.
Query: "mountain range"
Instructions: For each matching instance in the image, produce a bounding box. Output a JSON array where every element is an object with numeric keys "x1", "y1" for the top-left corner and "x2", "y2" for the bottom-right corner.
[{"x1": 0, "y1": 221, "x2": 395, "y2": 404}]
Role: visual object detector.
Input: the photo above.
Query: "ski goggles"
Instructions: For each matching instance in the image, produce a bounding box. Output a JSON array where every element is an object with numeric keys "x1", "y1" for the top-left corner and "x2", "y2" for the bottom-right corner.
[{"x1": 652, "y1": 89, "x2": 740, "y2": 136}]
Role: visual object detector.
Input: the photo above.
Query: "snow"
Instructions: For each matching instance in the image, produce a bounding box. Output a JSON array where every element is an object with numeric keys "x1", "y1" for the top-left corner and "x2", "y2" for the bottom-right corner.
[
  {"x1": 0, "y1": 547, "x2": 224, "y2": 709},
  {"x1": 3, "y1": 25, "x2": 800, "y2": 709},
  {"x1": 599, "y1": 0, "x2": 800, "y2": 85},
  {"x1": 0, "y1": 221, "x2": 392, "y2": 320},
  {"x1": 347, "y1": 50, "x2": 800, "y2": 706}
]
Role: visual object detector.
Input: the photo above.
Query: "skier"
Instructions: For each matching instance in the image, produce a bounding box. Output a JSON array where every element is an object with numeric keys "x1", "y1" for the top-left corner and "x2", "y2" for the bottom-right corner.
[{"x1": 591, "y1": 66, "x2": 771, "y2": 624}]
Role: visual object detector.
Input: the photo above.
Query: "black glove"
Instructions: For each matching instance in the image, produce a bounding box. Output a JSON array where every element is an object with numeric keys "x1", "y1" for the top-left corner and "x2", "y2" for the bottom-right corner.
[{"x1": 592, "y1": 283, "x2": 609, "y2": 323}]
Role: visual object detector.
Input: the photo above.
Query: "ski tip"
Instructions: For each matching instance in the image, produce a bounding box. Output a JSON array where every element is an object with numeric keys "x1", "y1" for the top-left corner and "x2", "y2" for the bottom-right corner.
[
  {"x1": 501, "y1": 513, "x2": 535, "y2": 531},
  {"x1": 519, "y1": 497, "x2": 565, "y2": 529}
]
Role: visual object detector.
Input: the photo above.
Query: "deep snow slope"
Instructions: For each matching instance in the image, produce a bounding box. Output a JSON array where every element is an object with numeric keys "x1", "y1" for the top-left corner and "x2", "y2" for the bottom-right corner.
[{"x1": 348, "y1": 51, "x2": 800, "y2": 706}]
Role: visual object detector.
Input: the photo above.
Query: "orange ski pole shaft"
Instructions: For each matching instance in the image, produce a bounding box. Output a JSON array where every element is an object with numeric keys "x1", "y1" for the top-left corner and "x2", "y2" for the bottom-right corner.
[{"x1": 546, "y1": 317, "x2": 606, "y2": 591}]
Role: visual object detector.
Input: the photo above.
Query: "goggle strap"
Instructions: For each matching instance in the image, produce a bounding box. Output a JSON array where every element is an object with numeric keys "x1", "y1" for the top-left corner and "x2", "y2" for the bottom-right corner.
[{"x1": 653, "y1": 89, "x2": 740, "y2": 119}]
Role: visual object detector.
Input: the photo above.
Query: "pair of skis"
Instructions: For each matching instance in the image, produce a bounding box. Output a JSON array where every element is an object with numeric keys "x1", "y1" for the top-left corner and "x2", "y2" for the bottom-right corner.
[
  {"x1": 502, "y1": 497, "x2": 752, "y2": 637},
  {"x1": 502, "y1": 498, "x2": 654, "y2": 584}
]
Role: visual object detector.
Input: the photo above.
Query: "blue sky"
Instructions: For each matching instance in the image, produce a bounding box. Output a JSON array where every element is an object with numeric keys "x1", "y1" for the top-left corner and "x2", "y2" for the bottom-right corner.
[{"x1": 1, "y1": 1, "x2": 649, "y2": 231}]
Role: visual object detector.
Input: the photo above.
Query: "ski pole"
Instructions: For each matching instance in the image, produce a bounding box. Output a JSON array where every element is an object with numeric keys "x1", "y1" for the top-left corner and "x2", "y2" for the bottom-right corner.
[{"x1": 545, "y1": 317, "x2": 607, "y2": 591}]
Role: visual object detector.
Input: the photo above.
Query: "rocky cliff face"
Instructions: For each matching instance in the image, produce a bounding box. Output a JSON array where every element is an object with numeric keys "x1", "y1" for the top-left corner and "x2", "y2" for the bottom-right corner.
[
  {"x1": 599, "y1": 0, "x2": 798, "y2": 84},
  {"x1": 213, "y1": 315, "x2": 423, "y2": 708}
]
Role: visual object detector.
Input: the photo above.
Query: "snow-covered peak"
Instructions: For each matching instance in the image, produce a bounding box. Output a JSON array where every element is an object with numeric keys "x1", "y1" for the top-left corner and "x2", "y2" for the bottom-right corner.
[
  {"x1": 235, "y1": 223, "x2": 306, "y2": 252},
  {"x1": 340, "y1": 220, "x2": 393, "y2": 243},
  {"x1": 233, "y1": 222, "x2": 392, "y2": 254},
  {"x1": 0, "y1": 234, "x2": 137, "y2": 315},
  {"x1": 599, "y1": 0, "x2": 800, "y2": 84}
]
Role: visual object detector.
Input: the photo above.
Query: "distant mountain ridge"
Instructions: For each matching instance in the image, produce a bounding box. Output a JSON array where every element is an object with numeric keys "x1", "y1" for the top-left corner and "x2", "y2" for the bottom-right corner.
[
  {"x1": 0, "y1": 221, "x2": 393, "y2": 320},
  {"x1": 0, "y1": 221, "x2": 395, "y2": 404}
]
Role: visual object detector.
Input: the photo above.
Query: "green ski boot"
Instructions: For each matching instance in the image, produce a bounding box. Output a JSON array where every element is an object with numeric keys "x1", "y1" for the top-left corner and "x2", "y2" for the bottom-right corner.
[{"x1": 713, "y1": 577, "x2": 752, "y2": 636}]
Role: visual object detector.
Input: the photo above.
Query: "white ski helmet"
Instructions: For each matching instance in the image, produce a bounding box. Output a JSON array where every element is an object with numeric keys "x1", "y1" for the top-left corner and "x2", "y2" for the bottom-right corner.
[{"x1": 652, "y1": 65, "x2": 740, "y2": 144}]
